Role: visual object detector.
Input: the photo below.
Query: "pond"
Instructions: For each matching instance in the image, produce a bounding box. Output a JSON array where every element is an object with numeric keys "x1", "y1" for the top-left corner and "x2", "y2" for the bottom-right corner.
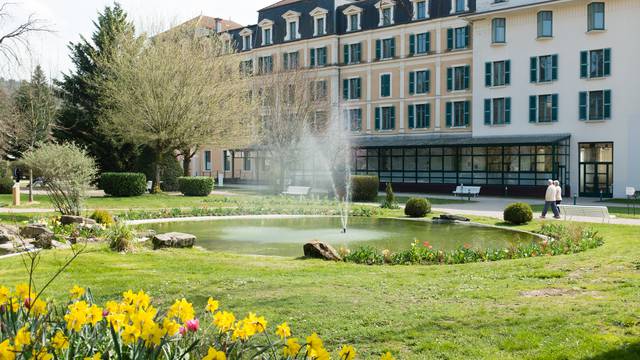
[{"x1": 145, "y1": 217, "x2": 541, "y2": 257}]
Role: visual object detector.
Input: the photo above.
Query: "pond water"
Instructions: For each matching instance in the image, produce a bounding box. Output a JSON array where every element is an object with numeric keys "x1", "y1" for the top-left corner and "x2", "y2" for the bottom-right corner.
[{"x1": 145, "y1": 217, "x2": 540, "y2": 257}]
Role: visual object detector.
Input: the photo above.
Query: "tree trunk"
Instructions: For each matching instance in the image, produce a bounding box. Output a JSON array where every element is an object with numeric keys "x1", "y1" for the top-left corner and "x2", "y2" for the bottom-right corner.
[
  {"x1": 28, "y1": 169, "x2": 33, "y2": 203},
  {"x1": 278, "y1": 157, "x2": 286, "y2": 194},
  {"x1": 152, "y1": 150, "x2": 162, "y2": 194},
  {"x1": 182, "y1": 155, "x2": 191, "y2": 177}
]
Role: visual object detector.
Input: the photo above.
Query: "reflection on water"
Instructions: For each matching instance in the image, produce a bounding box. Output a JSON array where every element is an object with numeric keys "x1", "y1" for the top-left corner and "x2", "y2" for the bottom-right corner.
[{"x1": 146, "y1": 217, "x2": 539, "y2": 257}]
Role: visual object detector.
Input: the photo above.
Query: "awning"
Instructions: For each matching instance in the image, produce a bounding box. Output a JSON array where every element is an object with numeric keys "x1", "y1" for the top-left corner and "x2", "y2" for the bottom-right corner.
[{"x1": 350, "y1": 133, "x2": 571, "y2": 148}]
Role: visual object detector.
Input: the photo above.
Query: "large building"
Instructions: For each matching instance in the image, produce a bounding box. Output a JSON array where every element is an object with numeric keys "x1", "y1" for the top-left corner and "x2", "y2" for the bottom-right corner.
[{"x1": 191, "y1": 0, "x2": 639, "y2": 198}]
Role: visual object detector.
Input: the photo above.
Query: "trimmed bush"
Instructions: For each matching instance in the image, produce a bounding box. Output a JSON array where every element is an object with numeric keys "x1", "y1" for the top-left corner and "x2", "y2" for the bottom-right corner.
[
  {"x1": 404, "y1": 198, "x2": 431, "y2": 218},
  {"x1": 0, "y1": 176, "x2": 14, "y2": 194},
  {"x1": 90, "y1": 209, "x2": 114, "y2": 226},
  {"x1": 351, "y1": 175, "x2": 379, "y2": 202},
  {"x1": 380, "y1": 182, "x2": 399, "y2": 209},
  {"x1": 503, "y1": 202, "x2": 534, "y2": 225},
  {"x1": 99, "y1": 173, "x2": 147, "y2": 197},
  {"x1": 178, "y1": 176, "x2": 214, "y2": 196}
]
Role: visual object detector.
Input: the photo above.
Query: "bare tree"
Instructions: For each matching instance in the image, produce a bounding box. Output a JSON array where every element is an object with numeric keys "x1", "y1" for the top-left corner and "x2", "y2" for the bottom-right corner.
[
  {"x1": 0, "y1": 2, "x2": 51, "y2": 68},
  {"x1": 98, "y1": 26, "x2": 255, "y2": 192}
]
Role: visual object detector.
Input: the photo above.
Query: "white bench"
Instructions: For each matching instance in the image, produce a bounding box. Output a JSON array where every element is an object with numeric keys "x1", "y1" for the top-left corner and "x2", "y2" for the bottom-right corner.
[
  {"x1": 452, "y1": 186, "x2": 481, "y2": 199},
  {"x1": 282, "y1": 186, "x2": 311, "y2": 198},
  {"x1": 558, "y1": 205, "x2": 613, "y2": 223}
]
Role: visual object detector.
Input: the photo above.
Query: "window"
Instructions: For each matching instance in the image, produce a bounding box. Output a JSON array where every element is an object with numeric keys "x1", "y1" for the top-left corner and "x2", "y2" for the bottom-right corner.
[
  {"x1": 447, "y1": 65, "x2": 470, "y2": 91},
  {"x1": 529, "y1": 94, "x2": 559, "y2": 123},
  {"x1": 283, "y1": 51, "x2": 299, "y2": 70},
  {"x1": 580, "y1": 48, "x2": 611, "y2": 78},
  {"x1": 311, "y1": 111, "x2": 328, "y2": 132},
  {"x1": 376, "y1": 38, "x2": 396, "y2": 60},
  {"x1": 409, "y1": 32, "x2": 430, "y2": 55},
  {"x1": 204, "y1": 151, "x2": 212, "y2": 171},
  {"x1": 223, "y1": 151, "x2": 232, "y2": 171},
  {"x1": 537, "y1": 11, "x2": 553, "y2": 38},
  {"x1": 451, "y1": 0, "x2": 468, "y2": 13},
  {"x1": 408, "y1": 103, "x2": 430, "y2": 129},
  {"x1": 447, "y1": 26, "x2": 469, "y2": 50},
  {"x1": 349, "y1": 14, "x2": 360, "y2": 32},
  {"x1": 343, "y1": 78, "x2": 361, "y2": 100},
  {"x1": 243, "y1": 156, "x2": 252, "y2": 171},
  {"x1": 263, "y1": 28, "x2": 272, "y2": 45},
  {"x1": 310, "y1": 47, "x2": 327, "y2": 67},
  {"x1": 375, "y1": 106, "x2": 395, "y2": 131},
  {"x1": 492, "y1": 18, "x2": 506, "y2": 43},
  {"x1": 446, "y1": 101, "x2": 470, "y2": 127},
  {"x1": 579, "y1": 90, "x2": 611, "y2": 121},
  {"x1": 310, "y1": 80, "x2": 327, "y2": 101},
  {"x1": 484, "y1": 98, "x2": 511, "y2": 125},
  {"x1": 258, "y1": 56, "x2": 273, "y2": 74},
  {"x1": 485, "y1": 60, "x2": 510, "y2": 87},
  {"x1": 382, "y1": 8, "x2": 393, "y2": 25},
  {"x1": 380, "y1": 74, "x2": 391, "y2": 97},
  {"x1": 240, "y1": 60, "x2": 253, "y2": 76},
  {"x1": 344, "y1": 43, "x2": 361, "y2": 64},
  {"x1": 242, "y1": 35, "x2": 252, "y2": 50},
  {"x1": 346, "y1": 108, "x2": 362, "y2": 131},
  {"x1": 414, "y1": 0, "x2": 428, "y2": 20},
  {"x1": 588, "y1": 2, "x2": 605, "y2": 31},
  {"x1": 315, "y1": 17, "x2": 326, "y2": 36},
  {"x1": 287, "y1": 21, "x2": 299, "y2": 41},
  {"x1": 409, "y1": 70, "x2": 430, "y2": 95},
  {"x1": 530, "y1": 55, "x2": 558, "y2": 83}
]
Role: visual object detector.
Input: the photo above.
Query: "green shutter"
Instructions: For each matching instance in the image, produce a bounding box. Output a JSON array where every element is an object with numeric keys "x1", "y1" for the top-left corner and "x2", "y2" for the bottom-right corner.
[
  {"x1": 447, "y1": 68, "x2": 453, "y2": 91},
  {"x1": 505, "y1": 60, "x2": 511, "y2": 85},
  {"x1": 464, "y1": 26, "x2": 470, "y2": 48},
  {"x1": 505, "y1": 97, "x2": 511, "y2": 124},
  {"x1": 355, "y1": 78, "x2": 361, "y2": 98},
  {"x1": 426, "y1": 32, "x2": 431, "y2": 52},
  {"x1": 604, "y1": 90, "x2": 611, "y2": 119},
  {"x1": 445, "y1": 102, "x2": 452, "y2": 127},
  {"x1": 310, "y1": 48, "x2": 316, "y2": 67},
  {"x1": 530, "y1": 57, "x2": 538, "y2": 83},
  {"x1": 409, "y1": 34, "x2": 415, "y2": 55},
  {"x1": 604, "y1": 48, "x2": 611, "y2": 76},
  {"x1": 580, "y1": 51, "x2": 588, "y2": 78},
  {"x1": 485, "y1": 62, "x2": 492, "y2": 87},
  {"x1": 529, "y1": 96, "x2": 537, "y2": 123},
  {"x1": 426, "y1": 104, "x2": 431, "y2": 128},
  {"x1": 343, "y1": 44, "x2": 349, "y2": 64},
  {"x1": 375, "y1": 107, "x2": 381, "y2": 130},
  {"x1": 426, "y1": 70, "x2": 431, "y2": 92},
  {"x1": 552, "y1": 54, "x2": 558, "y2": 80},
  {"x1": 408, "y1": 105, "x2": 415, "y2": 129},
  {"x1": 283, "y1": 53, "x2": 289, "y2": 70},
  {"x1": 381, "y1": 75, "x2": 389, "y2": 97},
  {"x1": 484, "y1": 99, "x2": 491, "y2": 125},
  {"x1": 409, "y1": 72, "x2": 415, "y2": 95},
  {"x1": 579, "y1": 92, "x2": 587, "y2": 120},
  {"x1": 551, "y1": 94, "x2": 559, "y2": 122},
  {"x1": 355, "y1": 43, "x2": 361, "y2": 62},
  {"x1": 447, "y1": 28, "x2": 453, "y2": 50},
  {"x1": 321, "y1": 47, "x2": 327, "y2": 65},
  {"x1": 390, "y1": 106, "x2": 396, "y2": 129},
  {"x1": 375, "y1": 39, "x2": 381, "y2": 60},
  {"x1": 463, "y1": 65, "x2": 470, "y2": 89},
  {"x1": 463, "y1": 101, "x2": 470, "y2": 126},
  {"x1": 343, "y1": 79, "x2": 349, "y2": 100},
  {"x1": 390, "y1": 38, "x2": 396, "y2": 57}
]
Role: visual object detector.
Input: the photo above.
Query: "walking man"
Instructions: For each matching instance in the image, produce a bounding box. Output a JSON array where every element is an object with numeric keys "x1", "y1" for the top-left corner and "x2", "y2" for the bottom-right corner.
[
  {"x1": 541, "y1": 179, "x2": 560, "y2": 219},
  {"x1": 554, "y1": 180, "x2": 562, "y2": 206}
]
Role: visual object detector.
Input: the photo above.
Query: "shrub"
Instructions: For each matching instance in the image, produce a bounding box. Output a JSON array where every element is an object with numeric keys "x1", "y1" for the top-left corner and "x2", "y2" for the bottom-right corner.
[
  {"x1": 107, "y1": 222, "x2": 135, "y2": 252},
  {"x1": 99, "y1": 172, "x2": 147, "y2": 197},
  {"x1": 380, "y1": 182, "x2": 399, "y2": 209},
  {"x1": 90, "y1": 209, "x2": 114, "y2": 226},
  {"x1": 0, "y1": 176, "x2": 13, "y2": 194},
  {"x1": 503, "y1": 202, "x2": 534, "y2": 225},
  {"x1": 350, "y1": 175, "x2": 379, "y2": 202},
  {"x1": 404, "y1": 198, "x2": 431, "y2": 218},
  {"x1": 136, "y1": 149, "x2": 182, "y2": 192},
  {"x1": 178, "y1": 176, "x2": 214, "y2": 196}
]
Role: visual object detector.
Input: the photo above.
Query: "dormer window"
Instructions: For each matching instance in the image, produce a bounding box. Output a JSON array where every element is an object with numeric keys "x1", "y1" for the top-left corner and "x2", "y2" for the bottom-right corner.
[
  {"x1": 239, "y1": 28, "x2": 253, "y2": 51},
  {"x1": 376, "y1": 0, "x2": 396, "y2": 27},
  {"x1": 282, "y1": 10, "x2": 301, "y2": 41},
  {"x1": 343, "y1": 5, "x2": 363, "y2": 32},
  {"x1": 411, "y1": 0, "x2": 429, "y2": 20},
  {"x1": 450, "y1": 0, "x2": 469, "y2": 14},
  {"x1": 310, "y1": 7, "x2": 328, "y2": 36},
  {"x1": 258, "y1": 19, "x2": 274, "y2": 46},
  {"x1": 220, "y1": 32, "x2": 233, "y2": 52}
]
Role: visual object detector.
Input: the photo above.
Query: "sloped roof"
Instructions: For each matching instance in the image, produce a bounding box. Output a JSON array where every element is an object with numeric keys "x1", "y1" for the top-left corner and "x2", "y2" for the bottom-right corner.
[
  {"x1": 182, "y1": 15, "x2": 243, "y2": 32},
  {"x1": 260, "y1": 0, "x2": 302, "y2": 11}
]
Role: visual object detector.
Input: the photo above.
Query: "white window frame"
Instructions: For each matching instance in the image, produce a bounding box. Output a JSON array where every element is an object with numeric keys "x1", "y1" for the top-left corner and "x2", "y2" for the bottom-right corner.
[
  {"x1": 282, "y1": 10, "x2": 302, "y2": 41},
  {"x1": 375, "y1": 0, "x2": 396, "y2": 26},
  {"x1": 258, "y1": 19, "x2": 274, "y2": 46},
  {"x1": 411, "y1": 0, "x2": 429, "y2": 20},
  {"x1": 343, "y1": 5, "x2": 363, "y2": 32},
  {"x1": 345, "y1": 76, "x2": 360, "y2": 100},
  {"x1": 346, "y1": 108, "x2": 362, "y2": 131},
  {"x1": 379, "y1": 72, "x2": 392, "y2": 98},
  {"x1": 310, "y1": 7, "x2": 328, "y2": 36},
  {"x1": 239, "y1": 28, "x2": 253, "y2": 51},
  {"x1": 412, "y1": 68, "x2": 429, "y2": 94},
  {"x1": 450, "y1": 0, "x2": 469, "y2": 14}
]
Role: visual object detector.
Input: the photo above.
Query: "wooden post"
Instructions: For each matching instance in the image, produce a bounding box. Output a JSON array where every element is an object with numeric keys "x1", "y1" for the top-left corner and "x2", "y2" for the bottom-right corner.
[{"x1": 12, "y1": 183, "x2": 20, "y2": 206}]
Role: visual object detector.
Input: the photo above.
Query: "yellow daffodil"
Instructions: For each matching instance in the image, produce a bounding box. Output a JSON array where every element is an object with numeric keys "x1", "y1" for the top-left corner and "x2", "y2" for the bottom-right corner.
[
  {"x1": 141, "y1": 321, "x2": 165, "y2": 347},
  {"x1": 15, "y1": 283, "x2": 32, "y2": 300},
  {"x1": 167, "y1": 298, "x2": 195, "y2": 323},
  {"x1": 283, "y1": 338, "x2": 302, "y2": 357},
  {"x1": 121, "y1": 324, "x2": 141, "y2": 345},
  {"x1": 205, "y1": 298, "x2": 219, "y2": 313},
  {"x1": 0, "y1": 340, "x2": 15, "y2": 360},
  {"x1": 107, "y1": 313, "x2": 126, "y2": 332},
  {"x1": 14, "y1": 325, "x2": 32, "y2": 351},
  {"x1": 70, "y1": 285, "x2": 85, "y2": 299},
  {"x1": 122, "y1": 290, "x2": 150, "y2": 309},
  {"x1": 380, "y1": 352, "x2": 395, "y2": 360},
  {"x1": 87, "y1": 304, "x2": 104, "y2": 326},
  {"x1": 0, "y1": 286, "x2": 10, "y2": 305},
  {"x1": 32, "y1": 348, "x2": 53, "y2": 360},
  {"x1": 30, "y1": 299, "x2": 48, "y2": 317},
  {"x1": 65, "y1": 301, "x2": 89, "y2": 332},
  {"x1": 213, "y1": 311, "x2": 235, "y2": 333},
  {"x1": 51, "y1": 331, "x2": 69, "y2": 350},
  {"x1": 339, "y1": 345, "x2": 357, "y2": 360},
  {"x1": 202, "y1": 347, "x2": 226, "y2": 360},
  {"x1": 104, "y1": 301, "x2": 120, "y2": 315},
  {"x1": 306, "y1": 332, "x2": 323, "y2": 353},
  {"x1": 162, "y1": 318, "x2": 181, "y2": 337},
  {"x1": 9, "y1": 297, "x2": 19, "y2": 312},
  {"x1": 83, "y1": 353, "x2": 101, "y2": 360},
  {"x1": 276, "y1": 322, "x2": 291, "y2": 339}
]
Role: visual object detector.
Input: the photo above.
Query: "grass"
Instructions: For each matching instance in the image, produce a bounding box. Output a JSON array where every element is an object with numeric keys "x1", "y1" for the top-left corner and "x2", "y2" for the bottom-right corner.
[
  {"x1": 374, "y1": 194, "x2": 471, "y2": 205},
  {"x1": 0, "y1": 215, "x2": 639, "y2": 359}
]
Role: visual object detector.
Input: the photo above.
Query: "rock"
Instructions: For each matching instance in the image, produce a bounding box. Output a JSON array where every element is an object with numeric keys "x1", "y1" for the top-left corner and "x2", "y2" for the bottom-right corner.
[
  {"x1": 439, "y1": 214, "x2": 471, "y2": 222},
  {"x1": 19, "y1": 224, "x2": 53, "y2": 239},
  {"x1": 0, "y1": 241, "x2": 36, "y2": 254},
  {"x1": 60, "y1": 215, "x2": 97, "y2": 226},
  {"x1": 152, "y1": 232, "x2": 196, "y2": 250},
  {"x1": 51, "y1": 240, "x2": 71, "y2": 250},
  {"x1": 33, "y1": 233, "x2": 54, "y2": 249},
  {"x1": 303, "y1": 241, "x2": 342, "y2": 261},
  {"x1": 0, "y1": 225, "x2": 18, "y2": 244}
]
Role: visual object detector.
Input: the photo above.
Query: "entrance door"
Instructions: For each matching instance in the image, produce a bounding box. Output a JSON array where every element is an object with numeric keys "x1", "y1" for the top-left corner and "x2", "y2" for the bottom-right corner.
[{"x1": 579, "y1": 143, "x2": 613, "y2": 197}]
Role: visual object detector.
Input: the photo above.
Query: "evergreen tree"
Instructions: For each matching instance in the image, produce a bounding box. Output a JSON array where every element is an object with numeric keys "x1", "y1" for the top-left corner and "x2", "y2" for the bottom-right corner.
[{"x1": 54, "y1": 3, "x2": 139, "y2": 172}]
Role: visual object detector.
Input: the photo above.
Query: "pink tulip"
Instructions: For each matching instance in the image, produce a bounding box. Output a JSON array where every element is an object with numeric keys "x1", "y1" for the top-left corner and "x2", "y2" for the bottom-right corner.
[
  {"x1": 185, "y1": 319, "x2": 199, "y2": 332},
  {"x1": 23, "y1": 298, "x2": 32, "y2": 310},
  {"x1": 179, "y1": 326, "x2": 187, "y2": 335}
]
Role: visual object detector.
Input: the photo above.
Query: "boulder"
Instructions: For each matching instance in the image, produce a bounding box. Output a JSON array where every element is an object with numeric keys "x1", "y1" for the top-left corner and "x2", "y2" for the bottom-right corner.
[
  {"x1": 0, "y1": 241, "x2": 36, "y2": 254},
  {"x1": 60, "y1": 215, "x2": 97, "y2": 226},
  {"x1": 33, "y1": 232, "x2": 54, "y2": 249},
  {"x1": 439, "y1": 214, "x2": 471, "y2": 222},
  {"x1": 51, "y1": 240, "x2": 71, "y2": 250},
  {"x1": 0, "y1": 225, "x2": 18, "y2": 244},
  {"x1": 152, "y1": 232, "x2": 196, "y2": 250},
  {"x1": 19, "y1": 224, "x2": 53, "y2": 239},
  {"x1": 303, "y1": 241, "x2": 342, "y2": 261}
]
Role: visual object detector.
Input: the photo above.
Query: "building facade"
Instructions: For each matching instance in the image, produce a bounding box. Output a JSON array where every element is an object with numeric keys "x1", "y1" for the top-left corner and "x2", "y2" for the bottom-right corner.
[{"x1": 191, "y1": 0, "x2": 639, "y2": 198}]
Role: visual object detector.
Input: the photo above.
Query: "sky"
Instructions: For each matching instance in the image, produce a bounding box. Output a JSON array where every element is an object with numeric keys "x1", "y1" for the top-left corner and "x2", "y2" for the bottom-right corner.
[{"x1": 1, "y1": 0, "x2": 274, "y2": 80}]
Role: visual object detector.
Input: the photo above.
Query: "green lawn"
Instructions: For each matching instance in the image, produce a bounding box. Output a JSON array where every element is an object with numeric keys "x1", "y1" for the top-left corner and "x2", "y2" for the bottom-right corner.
[{"x1": 0, "y1": 216, "x2": 639, "y2": 359}]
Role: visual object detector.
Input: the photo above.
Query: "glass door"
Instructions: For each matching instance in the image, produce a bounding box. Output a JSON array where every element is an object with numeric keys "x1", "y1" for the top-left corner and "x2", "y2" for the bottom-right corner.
[{"x1": 579, "y1": 143, "x2": 613, "y2": 197}]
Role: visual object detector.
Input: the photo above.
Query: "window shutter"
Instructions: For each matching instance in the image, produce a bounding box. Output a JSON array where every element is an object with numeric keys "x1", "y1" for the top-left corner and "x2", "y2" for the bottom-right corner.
[
  {"x1": 464, "y1": 26, "x2": 470, "y2": 48},
  {"x1": 580, "y1": 51, "x2": 588, "y2": 78},
  {"x1": 426, "y1": 103, "x2": 431, "y2": 128},
  {"x1": 463, "y1": 65, "x2": 470, "y2": 89},
  {"x1": 343, "y1": 79, "x2": 349, "y2": 100},
  {"x1": 408, "y1": 105, "x2": 415, "y2": 129},
  {"x1": 552, "y1": 54, "x2": 558, "y2": 80},
  {"x1": 390, "y1": 38, "x2": 396, "y2": 57},
  {"x1": 355, "y1": 78, "x2": 361, "y2": 98},
  {"x1": 409, "y1": 34, "x2": 415, "y2": 55},
  {"x1": 343, "y1": 44, "x2": 349, "y2": 64},
  {"x1": 310, "y1": 48, "x2": 316, "y2": 67},
  {"x1": 579, "y1": 92, "x2": 587, "y2": 120},
  {"x1": 505, "y1": 97, "x2": 511, "y2": 124},
  {"x1": 463, "y1": 101, "x2": 470, "y2": 126},
  {"x1": 446, "y1": 68, "x2": 453, "y2": 91},
  {"x1": 530, "y1": 57, "x2": 538, "y2": 83},
  {"x1": 426, "y1": 70, "x2": 431, "y2": 92},
  {"x1": 357, "y1": 109, "x2": 362, "y2": 130},
  {"x1": 529, "y1": 96, "x2": 537, "y2": 123},
  {"x1": 484, "y1": 99, "x2": 491, "y2": 125},
  {"x1": 409, "y1": 72, "x2": 415, "y2": 95},
  {"x1": 390, "y1": 106, "x2": 396, "y2": 129},
  {"x1": 447, "y1": 28, "x2": 453, "y2": 50},
  {"x1": 355, "y1": 43, "x2": 361, "y2": 62},
  {"x1": 485, "y1": 62, "x2": 492, "y2": 87},
  {"x1": 604, "y1": 90, "x2": 611, "y2": 119},
  {"x1": 375, "y1": 107, "x2": 381, "y2": 130},
  {"x1": 321, "y1": 47, "x2": 327, "y2": 65},
  {"x1": 505, "y1": 60, "x2": 511, "y2": 85},
  {"x1": 283, "y1": 53, "x2": 289, "y2": 70},
  {"x1": 445, "y1": 102, "x2": 452, "y2": 127},
  {"x1": 551, "y1": 94, "x2": 559, "y2": 122},
  {"x1": 426, "y1": 32, "x2": 431, "y2": 52},
  {"x1": 375, "y1": 39, "x2": 381, "y2": 60},
  {"x1": 604, "y1": 48, "x2": 611, "y2": 76}
]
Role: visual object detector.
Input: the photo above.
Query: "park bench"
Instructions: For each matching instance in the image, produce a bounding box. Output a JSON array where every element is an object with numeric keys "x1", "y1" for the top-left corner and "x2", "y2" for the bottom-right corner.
[
  {"x1": 452, "y1": 186, "x2": 481, "y2": 200},
  {"x1": 282, "y1": 186, "x2": 312, "y2": 199},
  {"x1": 557, "y1": 205, "x2": 613, "y2": 223}
]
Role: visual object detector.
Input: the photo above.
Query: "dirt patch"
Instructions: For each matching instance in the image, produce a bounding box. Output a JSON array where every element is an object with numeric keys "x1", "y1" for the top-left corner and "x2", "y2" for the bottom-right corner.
[{"x1": 520, "y1": 288, "x2": 601, "y2": 298}]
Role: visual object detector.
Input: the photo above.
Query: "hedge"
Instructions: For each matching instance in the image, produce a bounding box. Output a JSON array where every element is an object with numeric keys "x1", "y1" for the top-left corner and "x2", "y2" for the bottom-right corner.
[
  {"x1": 99, "y1": 173, "x2": 147, "y2": 197},
  {"x1": 503, "y1": 202, "x2": 534, "y2": 225},
  {"x1": 351, "y1": 175, "x2": 379, "y2": 202},
  {"x1": 0, "y1": 176, "x2": 14, "y2": 194},
  {"x1": 404, "y1": 198, "x2": 431, "y2": 218},
  {"x1": 178, "y1": 177, "x2": 214, "y2": 196}
]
